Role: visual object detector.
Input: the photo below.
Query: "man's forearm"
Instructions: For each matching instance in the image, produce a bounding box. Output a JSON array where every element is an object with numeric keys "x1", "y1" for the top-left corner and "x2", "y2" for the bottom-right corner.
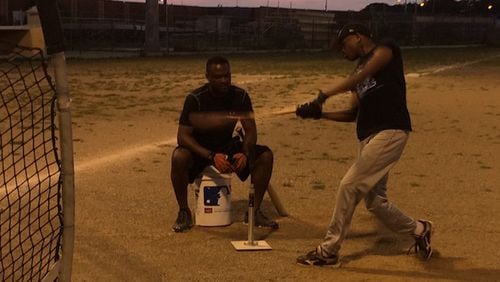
[
  {"x1": 242, "y1": 132, "x2": 257, "y2": 156},
  {"x1": 321, "y1": 109, "x2": 357, "y2": 122},
  {"x1": 178, "y1": 134, "x2": 212, "y2": 160}
]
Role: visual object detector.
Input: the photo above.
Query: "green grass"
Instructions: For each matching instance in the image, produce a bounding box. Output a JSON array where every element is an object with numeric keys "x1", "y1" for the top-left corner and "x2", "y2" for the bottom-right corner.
[
  {"x1": 409, "y1": 181, "x2": 421, "y2": 187},
  {"x1": 65, "y1": 46, "x2": 500, "y2": 119},
  {"x1": 310, "y1": 180, "x2": 326, "y2": 190},
  {"x1": 67, "y1": 46, "x2": 500, "y2": 76}
]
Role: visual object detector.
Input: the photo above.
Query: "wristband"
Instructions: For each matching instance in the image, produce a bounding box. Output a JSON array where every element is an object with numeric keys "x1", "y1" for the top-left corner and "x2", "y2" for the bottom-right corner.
[{"x1": 316, "y1": 90, "x2": 328, "y2": 104}]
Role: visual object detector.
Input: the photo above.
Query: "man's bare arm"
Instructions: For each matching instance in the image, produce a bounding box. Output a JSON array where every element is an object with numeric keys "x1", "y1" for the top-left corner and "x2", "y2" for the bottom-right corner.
[
  {"x1": 177, "y1": 125, "x2": 212, "y2": 159},
  {"x1": 322, "y1": 92, "x2": 358, "y2": 122},
  {"x1": 323, "y1": 46, "x2": 393, "y2": 99}
]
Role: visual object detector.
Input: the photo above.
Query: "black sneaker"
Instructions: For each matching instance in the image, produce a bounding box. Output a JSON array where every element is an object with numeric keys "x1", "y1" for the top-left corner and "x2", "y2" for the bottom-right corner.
[
  {"x1": 297, "y1": 246, "x2": 340, "y2": 267},
  {"x1": 409, "y1": 220, "x2": 433, "y2": 260},
  {"x1": 171, "y1": 209, "x2": 193, "y2": 233},
  {"x1": 244, "y1": 209, "x2": 279, "y2": 229}
]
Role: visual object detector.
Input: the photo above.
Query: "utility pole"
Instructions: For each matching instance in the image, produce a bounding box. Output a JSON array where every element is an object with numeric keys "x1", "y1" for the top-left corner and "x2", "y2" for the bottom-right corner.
[
  {"x1": 325, "y1": 0, "x2": 328, "y2": 11},
  {"x1": 165, "y1": 0, "x2": 169, "y2": 52},
  {"x1": 145, "y1": 0, "x2": 160, "y2": 55},
  {"x1": 1, "y1": 0, "x2": 8, "y2": 25}
]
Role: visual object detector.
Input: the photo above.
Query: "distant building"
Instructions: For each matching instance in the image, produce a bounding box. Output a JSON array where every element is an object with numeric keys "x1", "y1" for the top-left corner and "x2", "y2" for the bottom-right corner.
[
  {"x1": 1, "y1": 0, "x2": 498, "y2": 51},
  {"x1": 0, "y1": 2, "x2": 45, "y2": 51},
  {"x1": 0, "y1": 0, "x2": 33, "y2": 26}
]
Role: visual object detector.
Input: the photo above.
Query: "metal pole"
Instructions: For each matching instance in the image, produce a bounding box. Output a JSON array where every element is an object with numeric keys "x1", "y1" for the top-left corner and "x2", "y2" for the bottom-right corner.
[
  {"x1": 53, "y1": 51, "x2": 75, "y2": 282},
  {"x1": 247, "y1": 183, "x2": 255, "y2": 245},
  {"x1": 1, "y1": 0, "x2": 8, "y2": 25},
  {"x1": 165, "y1": 0, "x2": 169, "y2": 52},
  {"x1": 145, "y1": 0, "x2": 160, "y2": 54},
  {"x1": 36, "y1": 1, "x2": 75, "y2": 280},
  {"x1": 230, "y1": 152, "x2": 271, "y2": 251}
]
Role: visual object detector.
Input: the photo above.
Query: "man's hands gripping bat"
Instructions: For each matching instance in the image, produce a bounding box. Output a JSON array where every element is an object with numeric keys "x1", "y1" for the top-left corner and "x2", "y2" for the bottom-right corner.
[{"x1": 295, "y1": 90, "x2": 327, "y2": 119}]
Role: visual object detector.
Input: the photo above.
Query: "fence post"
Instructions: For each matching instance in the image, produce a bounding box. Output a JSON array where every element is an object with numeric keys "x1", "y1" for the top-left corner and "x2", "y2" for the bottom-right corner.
[{"x1": 36, "y1": 1, "x2": 75, "y2": 281}]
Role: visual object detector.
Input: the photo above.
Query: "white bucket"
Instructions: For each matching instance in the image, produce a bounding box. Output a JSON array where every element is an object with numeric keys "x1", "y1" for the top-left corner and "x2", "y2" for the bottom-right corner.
[{"x1": 193, "y1": 166, "x2": 232, "y2": 226}]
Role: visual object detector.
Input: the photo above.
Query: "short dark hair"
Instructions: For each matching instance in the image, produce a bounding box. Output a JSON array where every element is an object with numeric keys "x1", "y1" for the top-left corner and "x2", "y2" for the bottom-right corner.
[{"x1": 206, "y1": 56, "x2": 230, "y2": 73}]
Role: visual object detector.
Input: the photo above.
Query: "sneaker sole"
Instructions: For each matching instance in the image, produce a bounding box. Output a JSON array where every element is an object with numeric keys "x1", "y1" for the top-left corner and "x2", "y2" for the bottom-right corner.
[{"x1": 171, "y1": 225, "x2": 193, "y2": 233}]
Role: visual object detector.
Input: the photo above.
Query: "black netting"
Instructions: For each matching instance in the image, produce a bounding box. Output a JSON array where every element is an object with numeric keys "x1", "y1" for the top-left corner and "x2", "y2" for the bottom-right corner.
[{"x1": 1, "y1": 42, "x2": 62, "y2": 281}]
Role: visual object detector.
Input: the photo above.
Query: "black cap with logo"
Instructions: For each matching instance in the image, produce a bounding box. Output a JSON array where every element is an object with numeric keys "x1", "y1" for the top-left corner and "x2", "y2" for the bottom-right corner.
[{"x1": 333, "y1": 23, "x2": 372, "y2": 50}]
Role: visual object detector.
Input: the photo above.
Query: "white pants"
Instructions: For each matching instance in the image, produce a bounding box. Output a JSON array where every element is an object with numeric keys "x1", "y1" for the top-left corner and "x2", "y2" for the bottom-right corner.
[{"x1": 320, "y1": 129, "x2": 416, "y2": 255}]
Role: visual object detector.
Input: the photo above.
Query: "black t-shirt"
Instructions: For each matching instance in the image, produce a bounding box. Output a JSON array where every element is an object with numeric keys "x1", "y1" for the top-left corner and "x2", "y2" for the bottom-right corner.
[
  {"x1": 179, "y1": 83, "x2": 253, "y2": 150},
  {"x1": 354, "y1": 38, "x2": 412, "y2": 140}
]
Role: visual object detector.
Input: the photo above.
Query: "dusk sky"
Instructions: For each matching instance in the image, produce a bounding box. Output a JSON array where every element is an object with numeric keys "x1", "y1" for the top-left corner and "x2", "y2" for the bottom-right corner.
[{"x1": 156, "y1": 1, "x2": 402, "y2": 11}]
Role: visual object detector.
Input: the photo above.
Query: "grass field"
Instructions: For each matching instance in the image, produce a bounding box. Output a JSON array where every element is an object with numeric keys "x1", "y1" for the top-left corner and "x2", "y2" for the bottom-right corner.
[{"x1": 65, "y1": 46, "x2": 500, "y2": 281}]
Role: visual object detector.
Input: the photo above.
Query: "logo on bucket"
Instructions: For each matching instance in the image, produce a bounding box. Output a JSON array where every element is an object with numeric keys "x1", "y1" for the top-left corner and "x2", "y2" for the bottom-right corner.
[{"x1": 204, "y1": 185, "x2": 230, "y2": 206}]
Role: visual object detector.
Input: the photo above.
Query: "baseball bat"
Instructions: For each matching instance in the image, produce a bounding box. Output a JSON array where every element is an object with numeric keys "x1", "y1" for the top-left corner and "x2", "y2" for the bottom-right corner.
[
  {"x1": 257, "y1": 107, "x2": 296, "y2": 119},
  {"x1": 270, "y1": 108, "x2": 296, "y2": 116}
]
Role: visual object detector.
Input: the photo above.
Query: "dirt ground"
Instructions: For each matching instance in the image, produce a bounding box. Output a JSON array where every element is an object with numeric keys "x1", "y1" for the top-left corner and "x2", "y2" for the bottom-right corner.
[{"x1": 66, "y1": 51, "x2": 500, "y2": 281}]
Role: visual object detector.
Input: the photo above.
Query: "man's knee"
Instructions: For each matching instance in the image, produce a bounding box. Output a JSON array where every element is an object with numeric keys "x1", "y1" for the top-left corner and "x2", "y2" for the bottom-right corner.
[
  {"x1": 365, "y1": 194, "x2": 388, "y2": 213},
  {"x1": 171, "y1": 147, "x2": 193, "y2": 169},
  {"x1": 257, "y1": 149, "x2": 273, "y2": 165},
  {"x1": 337, "y1": 178, "x2": 368, "y2": 204}
]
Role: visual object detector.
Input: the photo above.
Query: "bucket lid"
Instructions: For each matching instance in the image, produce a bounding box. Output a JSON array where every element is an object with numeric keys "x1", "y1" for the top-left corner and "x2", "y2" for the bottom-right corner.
[{"x1": 200, "y1": 165, "x2": 232, "y2": 179}]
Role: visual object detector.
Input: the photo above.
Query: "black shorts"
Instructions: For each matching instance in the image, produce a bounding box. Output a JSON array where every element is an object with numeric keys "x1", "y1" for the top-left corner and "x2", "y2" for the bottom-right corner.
[{"x1": 177, "y1": 142, "x2": 271, "y2": 183}]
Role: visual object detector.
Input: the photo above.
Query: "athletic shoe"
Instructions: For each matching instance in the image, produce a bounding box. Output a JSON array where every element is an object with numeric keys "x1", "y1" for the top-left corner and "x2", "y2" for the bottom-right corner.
[
  {"x1": 409, "y1": 219, "x2": 433, "y2": 260},
  {"x1": 244, "y1": 209, "x2": 279, "y2": 229},
  {"x1": 171, "y1": 209, "x2": 193, "y2": 233},
  {"x1": 296, "y1": 245, "x2": 340, "y2": 267}
]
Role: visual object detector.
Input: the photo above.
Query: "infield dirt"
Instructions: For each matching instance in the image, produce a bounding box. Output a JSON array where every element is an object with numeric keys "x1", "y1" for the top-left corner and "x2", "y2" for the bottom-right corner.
[{"x1": 66, "y1": 48, "x2": 500, "y2": 281}]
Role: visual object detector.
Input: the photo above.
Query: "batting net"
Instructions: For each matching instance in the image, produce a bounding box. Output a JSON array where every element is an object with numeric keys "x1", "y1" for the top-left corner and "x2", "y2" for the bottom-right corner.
[{"x1": 0, "y1": 42, "x2": 62, "y2": 281}]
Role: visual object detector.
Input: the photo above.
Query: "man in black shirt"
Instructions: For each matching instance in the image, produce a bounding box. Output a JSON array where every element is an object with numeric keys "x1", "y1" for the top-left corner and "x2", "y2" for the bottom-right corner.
[
  {"x1": 296, "y1": 24, "x2": 433, "y2": 266},
  {"x1": 171, "y1": 56, "x2": 278, "y2": 232}
]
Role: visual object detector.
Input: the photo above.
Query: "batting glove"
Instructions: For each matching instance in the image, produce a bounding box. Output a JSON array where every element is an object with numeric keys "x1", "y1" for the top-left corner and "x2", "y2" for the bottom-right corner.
[
  {"x1": 296, "y1": 101, "x2": 322, "y2": 119},
  {"x1": 314, "y1": 90, "x2": 328, "y2": 105}
]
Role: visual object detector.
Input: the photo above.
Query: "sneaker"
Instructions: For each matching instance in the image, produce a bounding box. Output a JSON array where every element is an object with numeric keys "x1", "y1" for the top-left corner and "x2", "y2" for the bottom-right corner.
[
  {"x1": 171, "y1": 209, "x2": 193, "y2": 233},
  {"x1": 297, "y1": 245, "x2": 340, "y2": 267},
  {"x1": 409, "y1": 219, "x2": 433, "y2": 260},
  {"x1": 244, "y1": 209, "x2": 279, "y2": 229}
]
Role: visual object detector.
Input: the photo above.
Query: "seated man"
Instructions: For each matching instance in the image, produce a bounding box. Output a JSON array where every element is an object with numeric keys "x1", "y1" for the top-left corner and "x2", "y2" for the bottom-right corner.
[{"x1": 170, "y1": 56, "x2": 278, "y2": 232}]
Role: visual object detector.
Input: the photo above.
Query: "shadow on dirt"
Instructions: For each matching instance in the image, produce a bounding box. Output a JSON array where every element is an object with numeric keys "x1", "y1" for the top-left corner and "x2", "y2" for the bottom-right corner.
[
  {"x1": 194, "y1": 199, "x2": 327, "y2": 240},
  {"x1": 341, "y1": 239, "x2": 500, "y2": 280},
  {"x1": 343, "y1": 257, "x2": 500, "y2": 281}
]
